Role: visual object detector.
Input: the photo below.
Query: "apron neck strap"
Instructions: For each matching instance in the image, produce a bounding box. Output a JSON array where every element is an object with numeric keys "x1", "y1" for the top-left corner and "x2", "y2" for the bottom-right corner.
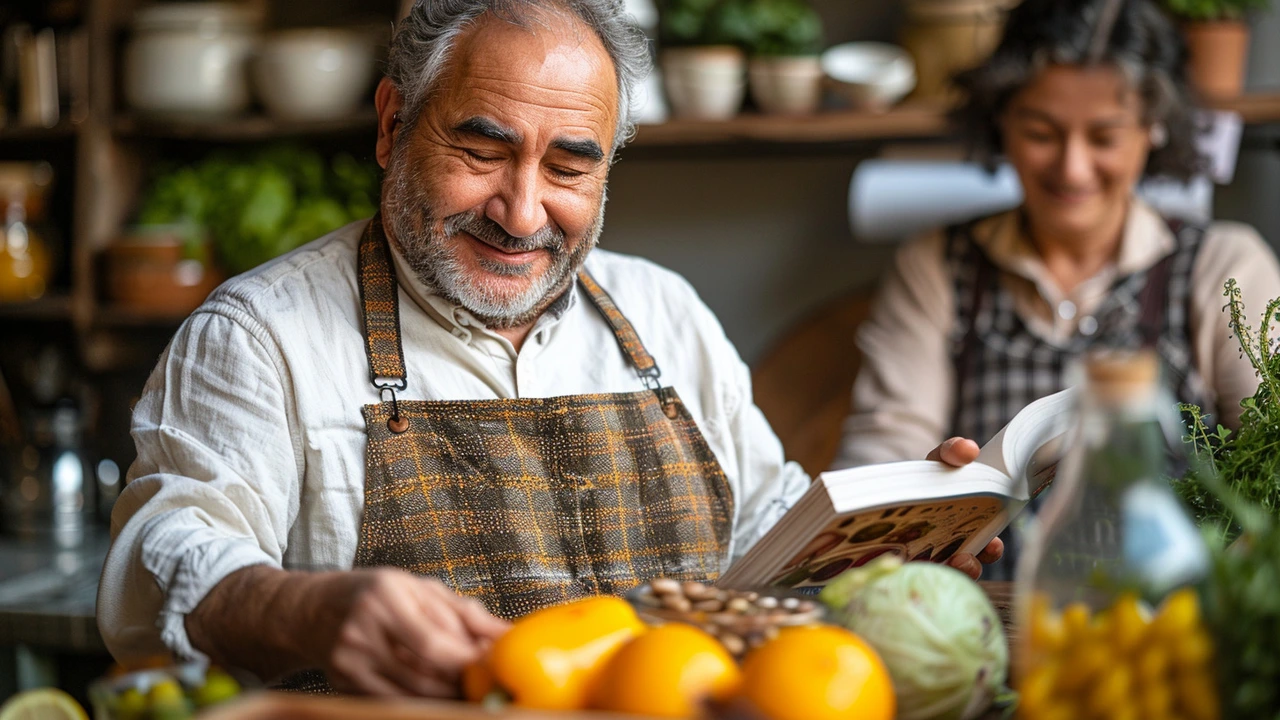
[
  {"x1": 576, "y1": 269, "x2": 662, "y2": 386},
  {"x1": 357, "y1": 216, "x2": 665, "y2": 390},
  {"x1": 358, "y1": 215, "x2": 408, "y2": 390}
]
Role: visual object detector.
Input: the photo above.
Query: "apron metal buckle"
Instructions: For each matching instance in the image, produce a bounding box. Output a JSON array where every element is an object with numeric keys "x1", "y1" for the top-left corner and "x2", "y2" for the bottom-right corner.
[
  {"x1": 639, "y1": 368, "x2": 679, "y2": 419},
  {"x1": 379, "y1": 386, "x2": 409, "y2": 434}
]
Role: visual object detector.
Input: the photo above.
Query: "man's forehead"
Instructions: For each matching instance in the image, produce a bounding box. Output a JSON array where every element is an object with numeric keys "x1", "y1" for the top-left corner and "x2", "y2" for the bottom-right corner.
[
  {"x1": 429, "y1": 11, "x2": 619, "y2": 149},
  {"x1": 449, "y1": 12, "x2": 616, "y2": 98}
]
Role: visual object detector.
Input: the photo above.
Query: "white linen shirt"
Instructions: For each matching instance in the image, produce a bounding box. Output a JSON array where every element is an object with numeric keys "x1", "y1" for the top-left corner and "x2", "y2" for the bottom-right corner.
[{"x1": 97, "y1": 219, "x2": 811, "y2": 666}]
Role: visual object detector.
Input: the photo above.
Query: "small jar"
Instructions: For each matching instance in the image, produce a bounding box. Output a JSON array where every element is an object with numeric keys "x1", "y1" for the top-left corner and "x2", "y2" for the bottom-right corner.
[{"x1": 124, "y1": 3, "x2": 262, "y2": 119}]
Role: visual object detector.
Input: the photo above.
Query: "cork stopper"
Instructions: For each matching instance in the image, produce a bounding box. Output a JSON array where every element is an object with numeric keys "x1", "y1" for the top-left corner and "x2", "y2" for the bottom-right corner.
[{"x1": 1083, "y1": 350, "x2": 1159, "y2": 403}]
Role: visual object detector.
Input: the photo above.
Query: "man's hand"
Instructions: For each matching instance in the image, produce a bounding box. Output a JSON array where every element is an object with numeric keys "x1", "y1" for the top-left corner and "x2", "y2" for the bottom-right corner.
[
  {"x1": 925, "y1": 437, "x2": 1005, "y2": 580},
  {"x1": 312, "y1": 569, "x2": 510, "y2": 697},
  {"x1": 186, "y1": 566, "x2": 509, "y2": 697}
]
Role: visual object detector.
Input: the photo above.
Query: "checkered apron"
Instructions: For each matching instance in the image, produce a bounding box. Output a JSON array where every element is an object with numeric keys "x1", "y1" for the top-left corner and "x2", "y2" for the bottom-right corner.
[
  {"x1": 947, "y1": 216, "x2": 1210, "y2": 579},
  {"x1": 278, "y1": 218, "x2": 734, "y2": 693},
  {"x1": 356, "y1": 217, "x2": 732, "y2": 613}
]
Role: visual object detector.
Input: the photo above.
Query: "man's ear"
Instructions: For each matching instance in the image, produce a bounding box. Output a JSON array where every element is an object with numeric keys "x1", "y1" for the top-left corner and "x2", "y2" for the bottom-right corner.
[{"x1": 375, "y1": 77, "x2": 404, "y2": 169}]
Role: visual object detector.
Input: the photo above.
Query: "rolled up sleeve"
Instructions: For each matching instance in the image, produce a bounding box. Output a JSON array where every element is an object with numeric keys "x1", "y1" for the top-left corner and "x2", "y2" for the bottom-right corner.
[{"x1": 97, "y1": 308, "x2": 301, "y2": 665}]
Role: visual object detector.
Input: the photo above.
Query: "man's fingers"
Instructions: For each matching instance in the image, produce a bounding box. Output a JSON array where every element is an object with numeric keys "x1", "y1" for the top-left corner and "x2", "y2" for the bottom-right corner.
[
  {"x1": 454, "y1": 595, "x2": 511, "y2": 641},
  {"x1": 947, "y1": 553, "x2": 983, "y2": 580},
  {"x1": 384, "y1": 647, "x2": 463, "y2": 698},
  {"x1": 977, "y1": 537, "x2": 1004, "y2": 564}
]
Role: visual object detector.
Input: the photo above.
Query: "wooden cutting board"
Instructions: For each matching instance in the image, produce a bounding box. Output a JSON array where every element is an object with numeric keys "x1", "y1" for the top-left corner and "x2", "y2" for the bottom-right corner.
[
  {"x1": 200, "y1": 583, "x2": 1017, "y2": 720},
  {"x1": 199, "y1": 694, "x2": 639, "y2": 720}
]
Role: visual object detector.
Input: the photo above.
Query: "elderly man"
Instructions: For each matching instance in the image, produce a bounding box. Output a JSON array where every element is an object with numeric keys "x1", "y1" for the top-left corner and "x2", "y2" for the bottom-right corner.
[{"x1": 99, "y1": 0, "x2": 997, "y2": 697}]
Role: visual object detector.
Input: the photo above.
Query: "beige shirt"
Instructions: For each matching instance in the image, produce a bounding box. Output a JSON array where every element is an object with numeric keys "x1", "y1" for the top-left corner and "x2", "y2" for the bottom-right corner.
[
  {"x1": 97, "y1": 220, "x2": 810, "y2": 666},
  {"x1": 835, "y1": 199, "x2": 1280, "y2": 469}
]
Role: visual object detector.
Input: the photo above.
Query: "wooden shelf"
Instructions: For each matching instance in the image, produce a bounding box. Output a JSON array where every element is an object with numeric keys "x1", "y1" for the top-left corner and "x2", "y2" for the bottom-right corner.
[
  {"x1": 93, "y1": 305, "x2": 189, "y2": 328},
  {"x1": 112, "y1": 109, "x2": 380, "y2": 142},
  {"x1": 0, "y1": 122, "x2": 80, "y2": 143},
  {"x1": 1211, "y1": 92, "x2": 1280, "y2": 125},
  {"x1": 0, "y1": 294, "x2": 73, "y2": 321},
  {"x1": 631, "y1": 102, "x2": 953, "y2": 147},
  {"x1": 103, "y1": 93, "x2": 1280, "y2": 148}
]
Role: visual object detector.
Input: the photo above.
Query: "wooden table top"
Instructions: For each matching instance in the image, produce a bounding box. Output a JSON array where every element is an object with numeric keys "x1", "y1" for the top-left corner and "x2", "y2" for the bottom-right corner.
[{"x1": 200, "y1": 582, "x2": 1021, "y2": 720}]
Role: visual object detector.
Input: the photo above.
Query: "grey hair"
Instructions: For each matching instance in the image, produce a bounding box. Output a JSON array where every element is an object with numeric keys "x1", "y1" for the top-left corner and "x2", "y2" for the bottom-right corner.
[{"x1": 387, "y1": 0, "x2": 651, "y2": 158}]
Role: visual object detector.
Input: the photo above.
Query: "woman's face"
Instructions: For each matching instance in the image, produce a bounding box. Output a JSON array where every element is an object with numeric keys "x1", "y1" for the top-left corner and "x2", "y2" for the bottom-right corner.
[{"x1": 1002, "y1": 65, "x2": 1153, "y2": 242}]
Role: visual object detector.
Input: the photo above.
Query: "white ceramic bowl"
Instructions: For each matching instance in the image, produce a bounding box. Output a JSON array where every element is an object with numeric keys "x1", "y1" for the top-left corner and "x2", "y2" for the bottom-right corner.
[
  {"x1": 254, "y1": 29, "x2": 376, "y2": 121},
  {"x1": 124, "y1": 3, "x2": 261, "y2": 119},
  {"x1": 821, "y1": 42, "x2": 917, "y2": 111}
]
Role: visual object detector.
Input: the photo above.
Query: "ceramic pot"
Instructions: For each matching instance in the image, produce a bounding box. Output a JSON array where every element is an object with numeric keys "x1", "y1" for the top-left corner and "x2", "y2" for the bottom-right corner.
[
  {"x1": 661, "y1": 46, "x2": 747, "y2": 120},
  {"x1": 900, "y1": 0, "x2": 1010, "y2": 102},
  {"x1": 1183, "y1": 21, "x2": 1250, "y2": 99},
  {"x1": 104, "y1": 229, "x2": 223, "y2": 317},
  {"x1": 748, "y1": 56, "x2": 823, "y2": 115}
]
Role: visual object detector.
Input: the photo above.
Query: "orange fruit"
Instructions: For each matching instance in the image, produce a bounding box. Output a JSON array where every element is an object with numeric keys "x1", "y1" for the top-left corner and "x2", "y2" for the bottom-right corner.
[
  {"x1": 738, "y1": 625, "x2": 895, "y2": 720},
  {"x1": 591, "y1": 623, "x2": 742, "y2": 718}
]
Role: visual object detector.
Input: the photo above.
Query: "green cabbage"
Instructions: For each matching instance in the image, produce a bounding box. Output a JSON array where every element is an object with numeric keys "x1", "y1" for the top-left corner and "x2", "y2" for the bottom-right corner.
[{"x1": 818, "y1": 556, "x2": 1008, "y2": 720}]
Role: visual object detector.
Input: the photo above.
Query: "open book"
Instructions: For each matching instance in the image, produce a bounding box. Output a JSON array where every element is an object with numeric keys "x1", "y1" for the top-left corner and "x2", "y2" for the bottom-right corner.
[{"x1": 719, "y1": 387, "x2": 1078, "y2": 589}]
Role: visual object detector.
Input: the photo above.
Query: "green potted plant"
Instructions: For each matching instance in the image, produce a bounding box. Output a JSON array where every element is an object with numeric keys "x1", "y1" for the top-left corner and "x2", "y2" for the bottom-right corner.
[
  {"x1": 715, "y1": 0, "x2": 825, "y2": 115},
  {"x1": 657, "y1": 0, "x2": 749, "y2": 119},
  {"x1": 1162, "y1": 0, "x2": 1272, "y2": 98}
]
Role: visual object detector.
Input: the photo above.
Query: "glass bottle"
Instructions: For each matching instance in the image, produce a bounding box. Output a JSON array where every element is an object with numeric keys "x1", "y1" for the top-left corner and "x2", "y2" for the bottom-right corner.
[{"x1": 1014, "y1": 351, "x2": 1218, "y2": 720}]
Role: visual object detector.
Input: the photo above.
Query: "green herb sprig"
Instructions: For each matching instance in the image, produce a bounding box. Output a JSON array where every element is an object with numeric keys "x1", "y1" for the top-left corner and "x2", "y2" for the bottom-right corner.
[
  {"x1": 1176, "y1": 278, "x2": 1280, "y2": 540},
  {"x1": 1177, "y1": 279, "x2": 1280, "y2": 720}
]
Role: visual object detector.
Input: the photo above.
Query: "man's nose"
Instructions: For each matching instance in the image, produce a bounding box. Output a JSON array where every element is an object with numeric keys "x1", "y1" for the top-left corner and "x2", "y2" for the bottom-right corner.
[{"x1": 487, "y1": 160, "x2": 550, "y2": 239}]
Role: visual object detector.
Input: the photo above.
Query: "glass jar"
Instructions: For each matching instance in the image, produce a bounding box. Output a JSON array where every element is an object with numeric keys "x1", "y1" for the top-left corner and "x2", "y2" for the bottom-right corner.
[
  {"x1": 1013, "y1": 351, "x2": 1218, "y2": 720},
  {"x1": 0, "y1": 198, "x2": 51, "y2": 302}
]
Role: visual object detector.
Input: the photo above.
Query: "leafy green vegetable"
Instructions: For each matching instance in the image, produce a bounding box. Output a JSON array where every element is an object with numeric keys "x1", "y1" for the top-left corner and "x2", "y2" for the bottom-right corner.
[
  {"x1": 135, "y1": 145, "x2": 380, "y2": 275},
  {"x1": 1161, "y1": 0, "x2": 1271, "y2": 21},
  {"x1": 819, "y1": 556, "x2": 1008, "y2": 720}
]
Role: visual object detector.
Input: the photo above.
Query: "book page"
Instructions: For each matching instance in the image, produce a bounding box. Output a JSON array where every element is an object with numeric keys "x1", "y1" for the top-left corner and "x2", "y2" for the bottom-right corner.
[
  {"x1": 976, "y1": 387, "x2": 1077, "y2": 485},
  {"x1": 766, "y1": 494, "x2": 1013, "y2": 589}
]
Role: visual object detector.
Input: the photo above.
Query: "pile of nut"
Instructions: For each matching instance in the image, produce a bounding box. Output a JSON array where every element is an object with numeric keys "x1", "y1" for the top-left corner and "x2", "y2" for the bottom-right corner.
[{"x1": 630, "y1": 578, "x2": 824, "y2": 657}]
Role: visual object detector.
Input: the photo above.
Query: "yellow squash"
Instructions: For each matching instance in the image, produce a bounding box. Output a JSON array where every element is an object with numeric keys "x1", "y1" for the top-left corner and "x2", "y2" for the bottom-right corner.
[{"x1": 465, "y1": 595, "x2": 646, "y2": 710}]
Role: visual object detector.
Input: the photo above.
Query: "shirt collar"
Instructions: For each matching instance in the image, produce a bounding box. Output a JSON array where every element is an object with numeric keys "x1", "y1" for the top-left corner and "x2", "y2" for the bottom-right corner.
[
  {"x1": 973, "y1": 197, "x2": 1176, "y2": 284},
  {"x1": 385, "y1": 237, "x2": 580, "y2": 338}
]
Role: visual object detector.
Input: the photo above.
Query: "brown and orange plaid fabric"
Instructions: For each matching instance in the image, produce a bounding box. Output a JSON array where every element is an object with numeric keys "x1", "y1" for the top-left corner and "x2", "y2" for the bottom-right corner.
[
  {"x1": 352, "y1": 220, "x2": 734, "y2": 620},
  {"x1": 359, "y1": 216, "x2": 408, "y2": 385},
  {"x1": 576, "y1": 269, "x2": 657, "y2": 374}
]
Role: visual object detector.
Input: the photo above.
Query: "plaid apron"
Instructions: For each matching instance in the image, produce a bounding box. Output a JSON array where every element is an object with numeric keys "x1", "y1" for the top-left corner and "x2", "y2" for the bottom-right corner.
[
  {"x1": 280, "y1": 218, "x2": 734, "y2": 693},
  {"x1": 355, "y1": 217, "x2": 734, "y2": 614},
  {"x1": 947, "y1": 215, "x2": 1210, "y2": 580}
]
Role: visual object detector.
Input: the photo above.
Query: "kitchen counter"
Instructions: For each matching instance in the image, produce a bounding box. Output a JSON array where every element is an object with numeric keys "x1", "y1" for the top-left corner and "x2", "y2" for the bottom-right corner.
[{"x1": 0, "y1": 525, "x2": 110, "y2": 653}]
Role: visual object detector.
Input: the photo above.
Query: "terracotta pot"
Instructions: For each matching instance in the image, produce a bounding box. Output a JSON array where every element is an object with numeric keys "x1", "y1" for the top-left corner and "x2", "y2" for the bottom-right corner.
[
  {"x1": 1182, "y1": 20, "x2": 1250, "y2": 99},
  {"x1": 900, "y1": 0, "x2": 1011, "y2": 102},
  {"x1": 104, "y1": 229, "x2": 224, "y2": 316},
  {"x1": 748, "y1": 56, "x2": 823, "y2": 115},
  {"x1": 661, "y1": 46, "x2": 746, "y2": 120}
]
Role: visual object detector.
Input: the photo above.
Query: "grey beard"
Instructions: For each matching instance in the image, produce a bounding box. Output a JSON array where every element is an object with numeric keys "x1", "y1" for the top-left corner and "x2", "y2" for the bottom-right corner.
[{"x1": 383, "y1": 145, "x2": 604, "y2": 329}]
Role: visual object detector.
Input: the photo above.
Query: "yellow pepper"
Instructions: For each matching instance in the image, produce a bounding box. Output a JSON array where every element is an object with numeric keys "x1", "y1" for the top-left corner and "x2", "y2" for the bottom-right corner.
[{"x1": 463, "y1": 595, "x2": 647, "y2": 710}]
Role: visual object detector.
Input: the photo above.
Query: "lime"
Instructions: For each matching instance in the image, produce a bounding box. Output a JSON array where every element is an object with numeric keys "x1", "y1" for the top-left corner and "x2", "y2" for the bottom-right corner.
[
  {"x1": 115, "y1": 688, "x2": 147, "y2": 720},
  {"x1": 0, "y1": 688, "x2": 88, "y2": 720},
  {"x1": 192, "y1": 669, "x2": 241, "y2": 707}
]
